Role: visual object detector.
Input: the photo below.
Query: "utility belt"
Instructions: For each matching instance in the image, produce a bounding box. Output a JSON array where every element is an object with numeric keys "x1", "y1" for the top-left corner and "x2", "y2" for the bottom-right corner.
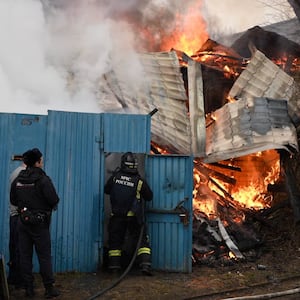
[{"x1": 19, "y1": 207, "x2": 51, "y2": 225}]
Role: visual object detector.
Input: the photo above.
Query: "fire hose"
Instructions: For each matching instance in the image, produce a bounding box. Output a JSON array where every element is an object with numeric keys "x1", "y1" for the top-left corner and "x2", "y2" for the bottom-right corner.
[
  {"x1": 183, "y1": 273, "x2": 300, "y2": 300},
  {"x1": 86, "y1": 199, "x2": 145, "y2": 300}
]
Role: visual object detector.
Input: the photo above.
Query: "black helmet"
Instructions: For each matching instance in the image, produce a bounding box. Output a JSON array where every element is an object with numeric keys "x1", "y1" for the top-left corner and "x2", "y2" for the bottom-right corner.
[{"x1": 121, "y1": 152, "x2": 138, "y2": 173}]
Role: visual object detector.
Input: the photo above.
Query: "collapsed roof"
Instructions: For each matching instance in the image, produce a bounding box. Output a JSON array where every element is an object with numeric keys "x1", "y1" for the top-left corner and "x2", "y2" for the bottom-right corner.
[
  {"x1": 220, "y1": 18, "x2": 300, "y2": 49},
  {"x1": 98, "y1": 26, "x2": 300, "y2": 163}
]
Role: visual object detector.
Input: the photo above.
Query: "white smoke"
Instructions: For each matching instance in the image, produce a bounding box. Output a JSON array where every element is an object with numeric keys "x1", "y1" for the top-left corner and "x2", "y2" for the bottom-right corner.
[
  {"x1": 0, "y1": 0, "x2": 293, "y2": 115},
  {"x1": 0, "y1": 0, "x2": 146, "y2": 114},
  {"x1": 0, "y1": 1, "x2": 68, "y2": 114}
]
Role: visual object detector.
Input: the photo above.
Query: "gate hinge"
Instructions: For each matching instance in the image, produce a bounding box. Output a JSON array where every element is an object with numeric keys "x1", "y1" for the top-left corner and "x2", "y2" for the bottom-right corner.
[{"x1": 95, "y1": 136, "x2": 104, "y2": 150}]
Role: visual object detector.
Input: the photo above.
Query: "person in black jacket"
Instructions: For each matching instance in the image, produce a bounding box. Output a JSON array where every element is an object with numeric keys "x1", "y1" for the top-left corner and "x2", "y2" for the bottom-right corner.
[
  {"x1": 10, "y1": 148, "x2": 60, "y2": 298},
  {"x1": 7, "y1": 161, "x2": 26, "y2": 289},
  {"x1": 104, "y1": 152, "x2": 153, "y2": 275}
]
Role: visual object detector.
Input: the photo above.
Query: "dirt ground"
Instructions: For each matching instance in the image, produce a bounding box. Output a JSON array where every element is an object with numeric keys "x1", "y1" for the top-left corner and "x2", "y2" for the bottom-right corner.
[{"x1": 7, "y1": 204, "x2": 300, "y2": 300}]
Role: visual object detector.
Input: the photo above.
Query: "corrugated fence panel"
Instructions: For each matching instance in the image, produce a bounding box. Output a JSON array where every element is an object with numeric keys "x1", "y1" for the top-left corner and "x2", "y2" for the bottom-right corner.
[
  {"x1": 0, "y1": 113, "x2": 14, "y2": 261},
  {"x1": 0, "y1": 113, "x2": 47, "y2": 265},
  {"x1": 103, "y1": 113, "x2": 151, "y2": 153},
  {"x1": 1, "y1": 111, "x2": 193, "y2": 274},
  {"x1": 145, "y1": 155, "x2": 193, "y2": 272},
  {"x1": 46, "y1": 110, "x2": 103, "y2": 272}
]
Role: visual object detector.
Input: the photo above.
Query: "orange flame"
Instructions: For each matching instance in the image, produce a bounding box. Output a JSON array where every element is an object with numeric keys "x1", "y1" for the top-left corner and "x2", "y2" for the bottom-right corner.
[
  {"x1": 232, "y1": 184, "x2": 267, "y2": 210},
  {"x1": 160, "y1": 2, "x2": 208, "y2": 56},
  {"x1": 193, "y1": 150, "x2": 280, "y2": 218}
]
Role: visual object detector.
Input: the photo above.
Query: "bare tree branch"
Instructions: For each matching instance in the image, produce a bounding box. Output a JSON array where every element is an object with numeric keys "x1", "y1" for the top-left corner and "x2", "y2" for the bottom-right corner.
[{"x1": 257, "y1": 0, "x2": 296, "y2": 24}]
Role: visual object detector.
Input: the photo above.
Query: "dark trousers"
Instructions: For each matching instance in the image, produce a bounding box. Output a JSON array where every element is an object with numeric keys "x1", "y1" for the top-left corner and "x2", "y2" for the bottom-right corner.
[
  {"x1": 18, "y1": 219, "x2": 55, "y2": 288},
  {"x1": 108, "y1": 215, "x2": 151, "y2": 268},
  {"x1": 7, "y1": 215, "x2": 22, "y2": 286}
]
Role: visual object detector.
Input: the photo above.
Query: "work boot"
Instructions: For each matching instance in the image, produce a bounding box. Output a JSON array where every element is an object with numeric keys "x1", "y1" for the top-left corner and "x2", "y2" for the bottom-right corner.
[
  {"x1": 44, "y1": 284, "x2": 60, "y2": 298},
  {"x1": 108, "y1": 255, "x2": 121, "y2": 273},
  {"x1": 141, "y1": 264, "x2": 152, "y2": 276},
  {"x1": 25, "y1": 286, "x2": 35, "y2": 298},
  {"x1": 108, "y1": 264, "x2": 121, "y2": 275}
]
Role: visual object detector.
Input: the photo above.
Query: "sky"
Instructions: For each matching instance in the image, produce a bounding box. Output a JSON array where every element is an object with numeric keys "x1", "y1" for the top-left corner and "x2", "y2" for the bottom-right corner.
[
  {"x1": 204, "y1": 0, "x2": 295, "y2": 38},
  {"x1": 0, "y1": 0, "x2": 296, "y2": 115}
]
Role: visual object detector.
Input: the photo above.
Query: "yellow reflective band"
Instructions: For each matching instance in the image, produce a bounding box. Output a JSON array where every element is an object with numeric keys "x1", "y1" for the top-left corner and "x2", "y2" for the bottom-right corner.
[
  {"x1": 136, "y1": 180, "x2": 143, "y2": 200},
  {"x1": 137, "y1": 247, "x2": 151, "y2": 255},
  {"x1": 127, "y1": 211, "x2": 135, "y2": 216},
  {"x1": 108, "y1": 249, "x2": 122, "y2": 257}
]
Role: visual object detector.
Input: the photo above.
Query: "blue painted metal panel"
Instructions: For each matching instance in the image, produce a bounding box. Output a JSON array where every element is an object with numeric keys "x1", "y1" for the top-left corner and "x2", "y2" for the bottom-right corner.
[
  {"x1": 0, "y1": 113, "x2": 15, "y2": 263},
  {"x1": 145, "y1": 155, "x2": 193, "y2": 273},
  {"x1": 103, "y1": 113, "x2": 151, "y2": 153},
  {"x1": 0, "y1": 110, "x2": 193, "y2": 274},
  {"x1": 46, "y1": 110, "x2": 103, "y2": 272},
  {"x1": 0, "y1": 113, "x2": 47, "y2": 266}
]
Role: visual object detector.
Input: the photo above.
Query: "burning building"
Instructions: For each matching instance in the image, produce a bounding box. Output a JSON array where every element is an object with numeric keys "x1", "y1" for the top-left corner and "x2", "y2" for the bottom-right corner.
[
  {"x1": 95, "y1": 13, "x2": 300, "y2": 264},
  {"x1": 1, "y1": 0, "x2": 300, "y2": 272}
]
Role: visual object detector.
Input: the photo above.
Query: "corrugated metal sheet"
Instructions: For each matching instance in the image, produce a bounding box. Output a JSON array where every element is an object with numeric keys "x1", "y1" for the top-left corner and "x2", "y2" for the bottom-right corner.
[
  {"x1": 139, "y1": 51, "x2": 191, "y2": 154},
  {"x1": 100, "y1": 51, "x2": 192, "y2": 154},
  {"x1": 204, "y1": 97, "x2": 298, "y2": 163},
  {"x1": 103, "y1": 113, "x2": 151, "y2": 153},
  {"x1": 146, "y1": 155, "x2": 193, "y2": 272},
  {"x1": 99, "y1": 48, "x2": 300, "y2": 161},
  {"x1": 0, "y1": 110, "x2": 156, "y2": 273},
  {"x1": 229, "y1": 50, "x2": 294, "y2": 99},
  {"x1": 0, "y1": 113, "x2": 14, "y2": 261},
  {"x1": 0, "y1": 113, "x2": 47, "y2": 264},
  {"x1": 45, "y1": 110, "x2": 103, "y2": 272},
  {"x1": 229, "y1": 50, "x2": 300, "y2": 124},
  {"x1": 199, "y1": 49, "x2": 300, "y2": 163}
]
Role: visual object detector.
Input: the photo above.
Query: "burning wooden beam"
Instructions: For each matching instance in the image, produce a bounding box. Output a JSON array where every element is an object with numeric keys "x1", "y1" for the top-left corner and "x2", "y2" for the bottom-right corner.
[
  {"x1": 194, "y1": 161, "x2": 237, "y2": 185},
  {"x1": 191, "y1": 38, "x2": 246, "y2": 77}
]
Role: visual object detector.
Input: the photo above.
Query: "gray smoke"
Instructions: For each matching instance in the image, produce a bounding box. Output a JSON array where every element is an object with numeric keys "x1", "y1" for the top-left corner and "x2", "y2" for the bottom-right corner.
[
  {"x1": 0, "y1": 0, "x2": 205, "y2": 115},
  {"x1": 42, "y1": 0, "x2": 204, "y2": 51}
]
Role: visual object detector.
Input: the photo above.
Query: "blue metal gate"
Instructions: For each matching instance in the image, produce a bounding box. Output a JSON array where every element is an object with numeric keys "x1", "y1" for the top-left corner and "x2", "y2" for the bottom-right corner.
[{"x1": 146, "y1": 155, "x2": 193, "y2": 273}]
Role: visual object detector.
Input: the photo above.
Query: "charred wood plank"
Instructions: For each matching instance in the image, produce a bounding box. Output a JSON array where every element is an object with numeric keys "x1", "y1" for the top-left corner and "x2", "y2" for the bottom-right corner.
[
  {"x1": 211, "y1": 182, "x2": 272, "y2": 227},
  {"x1": 267, "y1": 182, "x2": 287, "y2": 193},
  {"x1": 260, "y1": 199, "x2": 290, "y2": 217},
  {"x1": 195, "y1": 162, "x2": 237, "y2": 185},
  {"x1": 209, "y1": 162, "x2": 242, "y2": 172},
  {"x1": 209, "y1": 177, "x2": 240, "y2": 205},
  {"x1": 214, "y1": 192, "x2": 235, "y2": 209},
  {"x1": 243, "y1": 209, "x2": 272, "y2": 227}
]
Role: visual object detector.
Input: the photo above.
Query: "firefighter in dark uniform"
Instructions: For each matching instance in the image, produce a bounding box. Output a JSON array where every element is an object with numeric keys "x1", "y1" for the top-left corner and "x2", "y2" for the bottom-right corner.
[
  {"x1": 10, "y1": 148, "x2": 60, "y2": 298},
  {"x1": 104, "y1": 152, "x2": 153, "y2": 275}
]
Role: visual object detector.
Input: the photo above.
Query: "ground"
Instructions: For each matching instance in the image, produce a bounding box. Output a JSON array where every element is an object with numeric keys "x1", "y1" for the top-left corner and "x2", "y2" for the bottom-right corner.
[{"x1": 7, "y1": 204, "x2": 300, "y2": 300}]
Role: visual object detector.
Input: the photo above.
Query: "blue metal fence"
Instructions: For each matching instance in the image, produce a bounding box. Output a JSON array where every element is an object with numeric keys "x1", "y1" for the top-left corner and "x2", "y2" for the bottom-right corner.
[{"x1": 0, "y1": 110, "x2": 193, "y2": 273}]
